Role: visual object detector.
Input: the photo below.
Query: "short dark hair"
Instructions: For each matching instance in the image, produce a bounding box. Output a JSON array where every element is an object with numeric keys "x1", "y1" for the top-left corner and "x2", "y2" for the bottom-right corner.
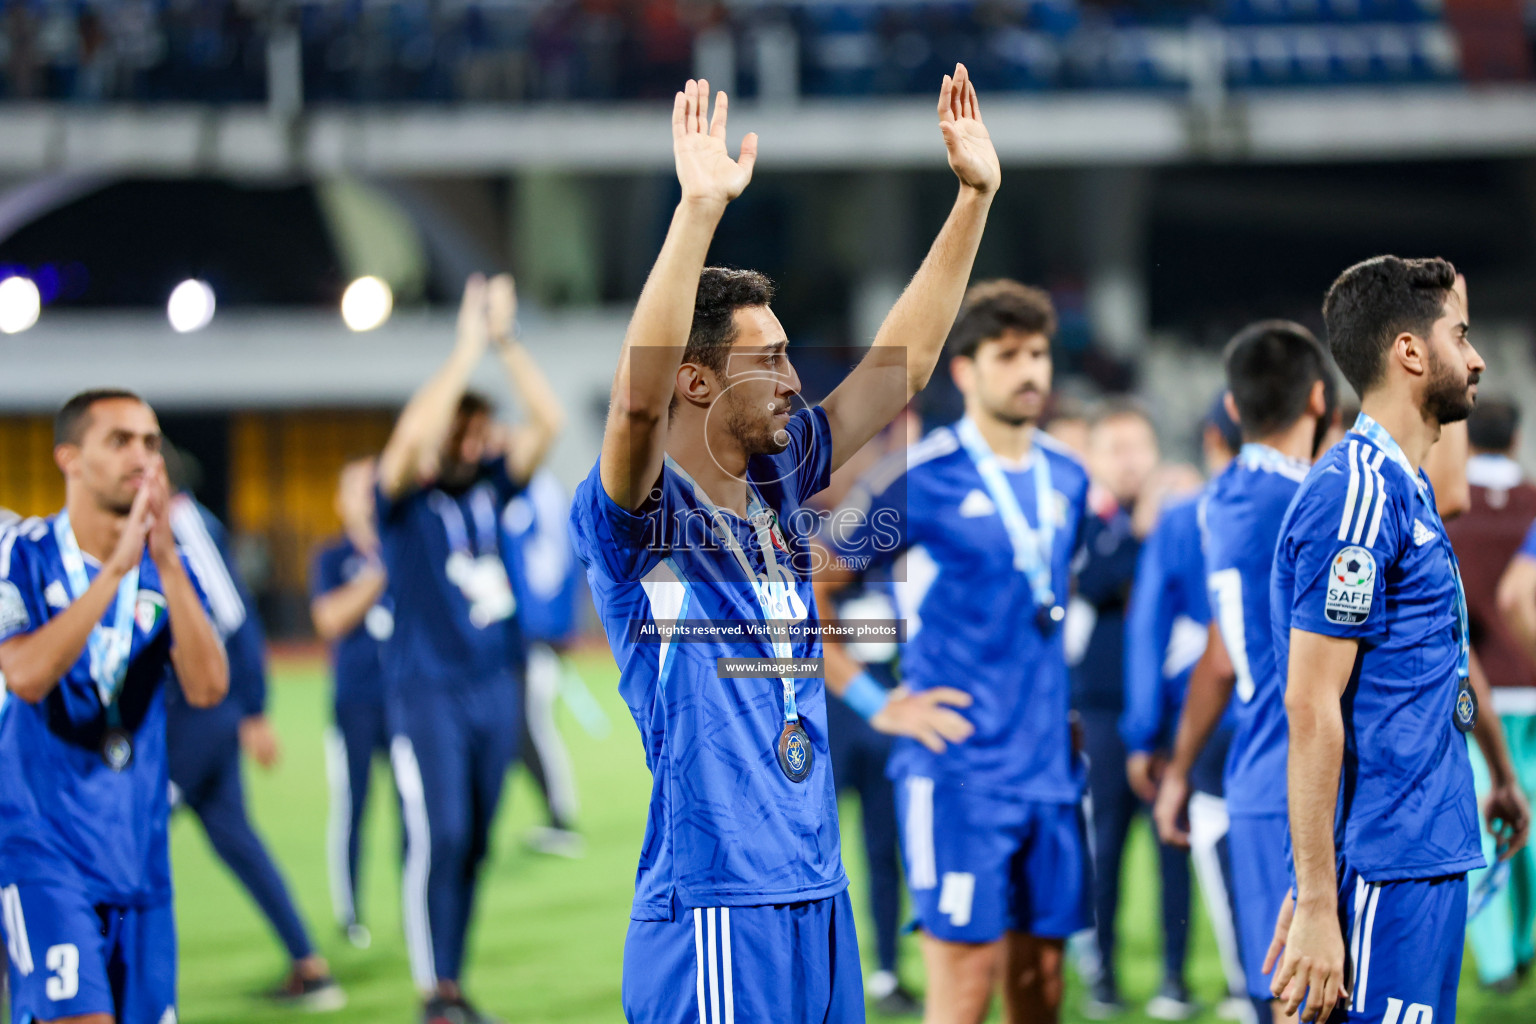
[
  {"x1": 1204, "y1": 390, "x2": 1242, "y2": 453},
  {"x1": 1223, "y1": 320, "x2": 1334, "y2": 441},
  {"x1": 686, "y1": 267, "x2": 776, "y2": 377},
  {"x1": 947, "y1": 280, "x2": 1056, "y2": 359},
  {"x1": 456, "y1": 390, "x2": 494, "y2": 420},
  {"x1": 1322, "y1": 255, "x2": 1458, "y2": 397},
  {"x1": 1467, "y1": 397, "x2": 1520, "y2": 454},
  {"x1": 1089, "y1": 396, "x2": 1156, "y2": 437},
  {"x1": 55, "y1": 388, "x2": 144, "y2": 446}
]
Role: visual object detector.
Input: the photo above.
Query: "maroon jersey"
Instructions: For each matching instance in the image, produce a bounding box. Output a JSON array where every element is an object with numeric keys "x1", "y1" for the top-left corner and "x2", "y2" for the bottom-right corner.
[{"x1": 1447, "y1": 455, "x2": 1536, "y2": 691}]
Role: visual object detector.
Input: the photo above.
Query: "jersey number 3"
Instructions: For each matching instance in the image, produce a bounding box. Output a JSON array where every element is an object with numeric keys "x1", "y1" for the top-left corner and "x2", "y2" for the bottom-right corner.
[{"x1": 46, "y1": 942, "x2": 79, "y2": 1000}]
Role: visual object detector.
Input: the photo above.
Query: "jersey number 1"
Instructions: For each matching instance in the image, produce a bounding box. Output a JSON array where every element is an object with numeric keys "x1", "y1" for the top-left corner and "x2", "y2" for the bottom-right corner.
[{"x1": 1209, "y1": 569, "x2": 1256, "y2": 703}]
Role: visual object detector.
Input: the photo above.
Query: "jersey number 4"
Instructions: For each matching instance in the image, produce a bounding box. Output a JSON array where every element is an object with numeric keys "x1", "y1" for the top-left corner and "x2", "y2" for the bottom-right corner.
[{"x1": 1383, "y1": 999, "x2": 1432, "y2": 1024}]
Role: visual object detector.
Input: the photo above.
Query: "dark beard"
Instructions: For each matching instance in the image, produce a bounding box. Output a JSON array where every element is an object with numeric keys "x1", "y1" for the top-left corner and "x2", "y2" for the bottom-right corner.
[
  {"x1": 1423, "y1": 349, "x2": 1476, "y2": 425},
  {"x1": 723, "y1": 389, "x2": 790, "y2": 456},
  {"x1": 436, "y1": 461, "x2": 478, "y2": 494}
]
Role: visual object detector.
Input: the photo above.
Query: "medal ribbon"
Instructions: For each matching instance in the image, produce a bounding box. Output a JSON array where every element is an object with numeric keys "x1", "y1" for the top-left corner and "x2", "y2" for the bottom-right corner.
[
  {"x1": 429, "y1": 486, "x2": 499, "y2": 558},
  {"x1": 954, "y1": 417, "x2": 1058, "y2": 618},
  {"x1": 54, "y1": 511, "x2": 140, "y2": 726},
  {"x1": 1349, "y1": 413, "x2": 1471, "y2": 682},
  {"x1": 664, "y1": 456, "x2": 801, "y2": 724}
]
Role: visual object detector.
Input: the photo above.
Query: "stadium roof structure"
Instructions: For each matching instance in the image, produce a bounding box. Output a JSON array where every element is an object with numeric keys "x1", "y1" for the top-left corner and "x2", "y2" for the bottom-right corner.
[{"x1": 1, "y1": 86, "x2": 1534, "y2": 176}]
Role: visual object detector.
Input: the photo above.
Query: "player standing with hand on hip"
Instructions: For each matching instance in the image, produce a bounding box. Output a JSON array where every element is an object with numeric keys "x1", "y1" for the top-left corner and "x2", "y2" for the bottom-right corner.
[
  {"x1": 821, "y1": 280, "x2": 1091, "y2": 1024},
  {"x1": 0, "y1": 389, "x2": 228, "y2": 1024},
  {"x1": 571, "y1": 67, "x2": 995, "y2": 1022},
  {"x1": 1267, "y1": 256, "x2": 1530, "y2": 1023}
]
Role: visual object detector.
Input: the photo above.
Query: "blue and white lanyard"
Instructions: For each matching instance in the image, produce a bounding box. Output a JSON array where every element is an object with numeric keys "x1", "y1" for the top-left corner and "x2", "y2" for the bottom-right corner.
[
  {"x1": 955, "y1": 417, "x2": 1057, "y2": 615},
  {"x1": 663, "y1": 456, "x2": 801, "y2": 723},
  {"x1": 1349, "y1": 413, "x2": 1471, "y2": 681},
  {"x1": 53, "y1": 511, "x2": 140, "y2": 721},
  {"x1": 428, "y1": 486, "x2": 499, "y2": 558}
]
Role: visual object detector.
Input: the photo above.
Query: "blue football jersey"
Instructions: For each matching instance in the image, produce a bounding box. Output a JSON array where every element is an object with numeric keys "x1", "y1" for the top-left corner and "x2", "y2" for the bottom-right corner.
[
  {"x1": 827, "y1": 422, "x2": 1089, "y2": 800},
  {"x1": 1120, "y1": 496, "x2": 1214, "y2": 755},
  {"x1": 570, "y1": 407, "x2": 843, "y2": 915},
  {"x1": 502, "y1": 469, "x2": 581, "y2": 646},
  {"x1": 1520, "y1": 518, "x2": 1536, "y2": 561},
  {"x1": 1272, "y1": 424, "x2": 1483, "y2": 881},
  {"x1": 1202, "y1": 445, "x2": 1309, "y2": 816},
  {"x1": 310, "y1": 537, "x2": 391, "y2": 705},
  {"x1": 375, "y1": 459, "x2": 525, "y2": 691},
  {"x1": 0, "y1": 513, "x2": 210, "y2": 906}
]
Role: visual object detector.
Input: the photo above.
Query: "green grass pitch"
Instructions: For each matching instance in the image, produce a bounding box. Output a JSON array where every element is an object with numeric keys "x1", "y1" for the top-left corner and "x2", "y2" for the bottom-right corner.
[{"x1": 169, "y1": 653, "x2": 1536, "y2": 1023}]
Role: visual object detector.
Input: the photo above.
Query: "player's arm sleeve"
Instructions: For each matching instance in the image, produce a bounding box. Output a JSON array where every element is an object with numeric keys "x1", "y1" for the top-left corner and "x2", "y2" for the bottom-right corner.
[
  {"x1": 173, "y1": 503, "x2": 248, "y2": 640},
  {"x1": 570, "y1": 459, "x2": 673, "y2": 583},
  {"x1": 0, "y1": 532, "x2": 43, "y2": 646},
  {"x1": 1521, "y1": 519, "x2": 1536, "y2": 561},
  {"x1": 1281, "y1": 473, "x2": 1400, "y2": 642},
  {"x1": 224, "y1": 617, "x2": 269, "y2": 716},
  {"x1": 1120, "y1": 524, "x2": 1174, "y2": 753},
  {"x1": 822, "y1": 459, "x2": 912, "y2": 578}
]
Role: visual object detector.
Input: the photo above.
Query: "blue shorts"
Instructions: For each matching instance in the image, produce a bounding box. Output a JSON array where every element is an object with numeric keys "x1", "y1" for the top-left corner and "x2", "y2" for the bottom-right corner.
[
  {"x1": 0, "y1": 881, "x2": 176, "y2": 1024},
  {"x1": 1334, "y1": 867, "x2": 1467, "y2": 1024},
  {"x1": 896, "y1": 775, "x2": 1090, "y2": 943},
  {"x1": 621, "y1": 891, "x2": 864, "y2": 1024},
  {"x1": 1229, "y1": 813, "x2": 1291, "y2": 1000}
]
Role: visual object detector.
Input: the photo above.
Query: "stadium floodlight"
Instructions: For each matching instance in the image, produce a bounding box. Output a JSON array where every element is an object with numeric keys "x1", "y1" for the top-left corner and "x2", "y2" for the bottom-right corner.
[
  {"x1": 341, "y1": 276, "x2": 393, "y2": 332},
  {"x1": 0, "y1": 275, "x2": 41, "y2": 334},
  {"x1": 167, "y1": 279, "x2": 216, "y2": 333}
]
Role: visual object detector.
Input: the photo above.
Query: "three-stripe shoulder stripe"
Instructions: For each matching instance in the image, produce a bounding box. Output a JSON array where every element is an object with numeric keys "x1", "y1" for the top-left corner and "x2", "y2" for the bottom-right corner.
[
  {"x1": 1338, "y1": 441, "x2": 1388, "y2": 546},
  {"x1": 862, "y1": 429, "x2": 960, "y2": 497},
  {"x1": 170, "y1": 498, "x2": 246, "y2": 636},
  {"x1": 0, "y1": 517, "x2": 46, "y2": 578}
]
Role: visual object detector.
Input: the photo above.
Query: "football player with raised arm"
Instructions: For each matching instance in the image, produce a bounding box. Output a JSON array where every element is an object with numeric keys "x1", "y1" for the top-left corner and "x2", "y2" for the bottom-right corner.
[
  {"x1": 570, "y1": 68, "x2": 995, "y2": 1022},
  {"x1": 375, "y1": 273, "x2": 564, "y2": 1024}
]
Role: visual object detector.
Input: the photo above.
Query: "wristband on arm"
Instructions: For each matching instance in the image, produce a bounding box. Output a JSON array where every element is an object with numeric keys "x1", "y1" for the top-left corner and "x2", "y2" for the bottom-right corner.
[{"x1": 843, "y1": 671, "x2": 890, "y2": 721}]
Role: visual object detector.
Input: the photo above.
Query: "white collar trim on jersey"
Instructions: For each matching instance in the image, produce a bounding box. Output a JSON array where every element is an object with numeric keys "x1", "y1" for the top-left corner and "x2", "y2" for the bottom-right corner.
[{"x1": 1467, "y1": 453, "x2": 1523, "y2": 491}]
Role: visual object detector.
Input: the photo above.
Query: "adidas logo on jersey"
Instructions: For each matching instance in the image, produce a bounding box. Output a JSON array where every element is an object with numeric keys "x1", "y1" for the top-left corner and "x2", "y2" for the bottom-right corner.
[
  {"x1": 45, "y1": 581, "x2": 69, "y2": 609},
  {"x1": 1412, "y1": 520, "x2": 1436, "y2": 547},
  {"x1": 958, "y1": 490, "x2": 996, "y2": 518}
]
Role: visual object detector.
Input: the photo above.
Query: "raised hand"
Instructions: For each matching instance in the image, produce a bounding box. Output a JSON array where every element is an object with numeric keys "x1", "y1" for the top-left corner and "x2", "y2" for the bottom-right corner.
[
  {"x1": 673, "y1": 79, "x2": 758, "y2": 209},
  {"x1": 938, "y1": 63, "x2": 1000, "y2": 196},
  {"x1": 871, "y1": 685, "x2": 975, "y2": 753},
  {"x1": 107, "y1": 467, "x2": 155, "y2": 577},
  {"x1": 456, "y1": 273, "x2": 490, "y2": 355},
  {"x1": 487, "y1": 273, "x2": 517, "y2": 347},
  {"x1": 143, "y1": 456, "x2": 179, "y2": 571}
]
